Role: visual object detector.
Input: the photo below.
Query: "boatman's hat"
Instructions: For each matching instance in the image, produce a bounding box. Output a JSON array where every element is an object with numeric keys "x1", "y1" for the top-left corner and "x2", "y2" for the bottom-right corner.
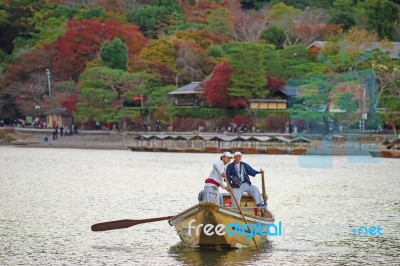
[
  {"x1": 234, "y1": 151, "x2": 242, "y2": 157},
  {"x1": 221, "y1": 151, "x2": 233, "y2": 158}
]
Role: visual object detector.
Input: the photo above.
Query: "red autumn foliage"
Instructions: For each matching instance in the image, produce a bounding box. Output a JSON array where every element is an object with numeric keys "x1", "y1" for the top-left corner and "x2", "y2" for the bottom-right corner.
[
  {"x1": 293, "y1": 119, "x2": 306, "y2": 132},
  {"x1": 147, "y1": 63, "x2": 177, "y2": 86},
  {"x1": 61, "y1": 93, "x2": 78, "y2": 113},
  {"x1": 179, "y1": 0, "x2": 231, "y2": 24},
  {"x1": 264, "y1": 115, "x2": 289, "y2": 133},
  {"x1": 231, "y1": 115, "x2": 253, "y2": 128},
  {"x1": 51, "y1": 19, "x2": 148, "y2": 81},
  {"x1": 2, "y1": 47, "x2": 52, "y2": 87},
  {"x1": 266, "y1": 75, "x2": 285, "y2": 92},
  {"x1": 204, "y1": 62, "x2": 232, "y2": 108},
  {"x1": 172, "y1": 118, "x2": 205, "y2": 131},
  {"x1": 229, "y1": 98, "x2": 247, "y2": 109}
]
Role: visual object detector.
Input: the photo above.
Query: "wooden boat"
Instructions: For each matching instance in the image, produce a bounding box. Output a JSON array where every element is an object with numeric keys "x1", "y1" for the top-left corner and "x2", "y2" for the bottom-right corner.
[
  {"x1": 369, "y1": 138, "x2": 400, "y2": 158},
  {"x1": 169, "y1": 193, "x2": 275, "y2": 249},
  {"x1": 369, "y1": 151, "x2": 381, "y2": 157}
]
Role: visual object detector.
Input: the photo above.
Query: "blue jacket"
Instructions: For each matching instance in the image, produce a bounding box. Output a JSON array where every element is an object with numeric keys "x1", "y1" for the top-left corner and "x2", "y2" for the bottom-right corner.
[{"x1": 226, "y1": 162, "x2": 260, "y2": 188}]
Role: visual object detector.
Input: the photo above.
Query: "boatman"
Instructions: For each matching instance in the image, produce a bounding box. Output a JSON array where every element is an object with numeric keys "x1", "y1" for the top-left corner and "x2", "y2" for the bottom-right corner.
[
  {"x1": 226, "y1": 151, "x2": 266, "y2": 208},
  {"x1": 200, "y1": 151, "x2": 233, "y2": 205}
]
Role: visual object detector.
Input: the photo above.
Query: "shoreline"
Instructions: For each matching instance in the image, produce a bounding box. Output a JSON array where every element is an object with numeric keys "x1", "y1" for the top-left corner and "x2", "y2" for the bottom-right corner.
[{"x1": 0, "y1": 127, "x2": 390, "y2": 156}]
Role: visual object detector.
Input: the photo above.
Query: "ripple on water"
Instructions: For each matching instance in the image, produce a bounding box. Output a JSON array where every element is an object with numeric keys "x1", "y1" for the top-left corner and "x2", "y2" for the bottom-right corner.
[{"x1": 0, "y1": 147, "x2": 399, "y2": 265}]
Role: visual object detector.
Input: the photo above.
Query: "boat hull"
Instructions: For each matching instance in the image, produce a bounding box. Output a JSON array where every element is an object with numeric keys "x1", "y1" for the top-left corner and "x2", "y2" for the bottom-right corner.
[{"x1": 169, "y1": 202, "x2": 275, "y2": 249}]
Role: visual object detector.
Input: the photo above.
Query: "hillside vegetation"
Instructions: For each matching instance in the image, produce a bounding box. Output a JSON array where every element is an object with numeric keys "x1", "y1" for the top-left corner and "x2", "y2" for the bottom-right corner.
[{"x1": 0, "y1": 0, "x2": 399, "y2": 132}]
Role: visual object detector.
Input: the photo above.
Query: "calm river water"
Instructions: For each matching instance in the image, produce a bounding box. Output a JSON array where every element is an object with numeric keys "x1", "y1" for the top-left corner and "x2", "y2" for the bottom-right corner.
[{"x1": 0, "y1": 146, "x2": 399, "y2": 265}]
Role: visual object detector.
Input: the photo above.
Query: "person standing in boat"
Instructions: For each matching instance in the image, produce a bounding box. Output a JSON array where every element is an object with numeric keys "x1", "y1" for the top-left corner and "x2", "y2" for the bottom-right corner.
[
  {"x1": 200, "y1": 151, "x2": 233, "y2": 204},
  {"x1": 226, "y1": 151, "x2": 266, "y2": 208}
]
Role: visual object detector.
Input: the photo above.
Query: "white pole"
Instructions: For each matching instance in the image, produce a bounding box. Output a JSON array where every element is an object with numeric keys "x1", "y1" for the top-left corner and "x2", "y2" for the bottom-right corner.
[{"x1": 46, "y1": 68, "x2": 51, "y2": 95}]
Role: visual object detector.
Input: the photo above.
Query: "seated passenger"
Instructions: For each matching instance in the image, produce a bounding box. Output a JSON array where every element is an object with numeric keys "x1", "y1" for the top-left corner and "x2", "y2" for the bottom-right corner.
[{"x1": 226, "y1": 152, "x2": 266, "y2": 208}]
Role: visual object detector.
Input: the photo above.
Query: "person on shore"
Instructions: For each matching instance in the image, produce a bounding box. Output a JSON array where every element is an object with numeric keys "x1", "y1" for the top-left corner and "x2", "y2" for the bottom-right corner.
[
  {"x1": 200, "y1": 151, "x2": 233, "y2": 205},
  {"x1": 226, "y1": 151, "x2": 266, "y2": 208},
  {"x1": 52, "y1": 127, "x2": 57, "y2": 140}
]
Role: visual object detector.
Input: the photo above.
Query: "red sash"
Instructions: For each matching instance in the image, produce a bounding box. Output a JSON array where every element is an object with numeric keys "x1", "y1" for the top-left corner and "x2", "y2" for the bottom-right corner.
[{"x1": 205, "y1": 178, "x2": 220, "y2": 187}]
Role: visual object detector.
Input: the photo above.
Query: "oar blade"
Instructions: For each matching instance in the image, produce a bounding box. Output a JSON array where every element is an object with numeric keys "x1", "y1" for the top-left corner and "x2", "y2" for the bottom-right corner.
[
  {"x1": 91, "y1": 219, "x2": 136, "y2": 232},
  {"x1": 91, "y1": 216, "x2": 174, "y2": 232}
]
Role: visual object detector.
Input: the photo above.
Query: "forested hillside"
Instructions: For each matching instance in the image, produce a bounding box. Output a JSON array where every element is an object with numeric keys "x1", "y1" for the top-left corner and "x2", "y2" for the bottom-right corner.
[{"x1": 0, "y1": 0, "x2": 399, "y2": 132}]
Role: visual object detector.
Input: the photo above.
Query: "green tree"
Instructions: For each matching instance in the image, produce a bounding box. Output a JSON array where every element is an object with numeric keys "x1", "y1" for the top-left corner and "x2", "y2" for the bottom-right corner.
[
  {"x1": 330, "y1": 0, "x2": 356, "y2": 31},
  {"x1": 227, "y1": 42, "x2": 267, "y2": 99},
  {"x1": 338, "y1": 92, "x2": 359, "y2": 112},
  {"x1": 359, "y1": 0, "x2": 399, "y2": 40},
  {"x1": 78, "y1": 7, "x2": 105, "y2": 20},
  {"x1": 280, "y1": 45, "x2": 327, "y2": 79},
  {"x1": 261, "y1": 25, "x2": 286, "y2": 49},
  {"x1": 206, "y1": 8, "x2": 233, "y2": 38},
  {"x1": 100, "y1": 38, "x2": 128, "y2": 70},
  {"x1": 76, "y1": 67, "x2": 157, "y2": 123},
  {"x1": 145, "y1": 85, "x2": 175, "y2": 107},
  {"x1": 127, "y1": 0, "x2": 183, "y2": 37}
]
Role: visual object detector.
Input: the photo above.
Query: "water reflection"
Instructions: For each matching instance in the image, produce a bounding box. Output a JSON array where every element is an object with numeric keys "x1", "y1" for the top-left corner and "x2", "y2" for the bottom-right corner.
[
  {"x1": 169, "y1": 240, "x2": 274, "y2": 266},
  {"x1": 170, "y1": 244, "x2": 251, "y2": 266}
]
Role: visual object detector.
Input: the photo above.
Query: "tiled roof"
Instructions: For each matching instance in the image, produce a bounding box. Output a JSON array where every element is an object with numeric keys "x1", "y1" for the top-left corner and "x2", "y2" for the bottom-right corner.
[{"x1": 168, "y1": 82, "x2": 204, "y2": 95}]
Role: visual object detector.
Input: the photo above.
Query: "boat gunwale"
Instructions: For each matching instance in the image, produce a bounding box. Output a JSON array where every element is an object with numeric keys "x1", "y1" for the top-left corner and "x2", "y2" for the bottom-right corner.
[{"x1": 168, "y1": 202, "x2": 275, "y2": 226}]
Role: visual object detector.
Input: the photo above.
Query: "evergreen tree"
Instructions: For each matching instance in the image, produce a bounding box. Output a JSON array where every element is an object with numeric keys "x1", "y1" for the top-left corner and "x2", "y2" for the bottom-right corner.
[
  {"x1": 227, "y1": 42, "x2": 267, "y2": 99},
  {"x1": 360, "y1": 0, "x2": 399, "y2": 40},
  {"x1": 330, "y1": 0, "x2": 356, "y2": 31},
  {"x1": 100, "y1": 38, "x2": 128, "y2": 70}
]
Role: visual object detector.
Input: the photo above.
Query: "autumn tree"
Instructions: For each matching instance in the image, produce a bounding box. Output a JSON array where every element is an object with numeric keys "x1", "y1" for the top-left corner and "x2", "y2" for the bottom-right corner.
[
  {"x1": 1, "y1": 47, "x2": 53, "y2": 116},
  {"x1": 174, "y1": 40, "x2": 213, "y2": 85},
  {"x1": 8, "y1": 72, "x2": 49, "y2": 116},
  {"x1": 179, "y1": 0, "x2": 227, "y2": 24},
  {"x1": 317, "y1": 28, "x2": 391, "y2": 73},
  {"x1": 290, "y1": 8, "x2": 341, "y2": 45},
  {"x1": 203, "y1": 62, "x2": 233, "y2": 108},
  {"x1": 100, "y1": 38, "x2": 128, "y2": 70},
  {"x1": 174, "y1": 30, "x2": 229, "y2": 49},
  {"x1": 228, "y1": 1, "x2": 268, "y2": 42},
  {"x1": 137, "y1": 35, "x2": 215, "y2": 86},
  {"x1": 135, "y1": 37, "x2": 177, "y2": 85},
  {"x1": 51, "y1": 19, "x2": 147, "y2": 81},
  {"x1": 266, "y1": 75, "x2": 285, "y2": 93},
  {"x1": 266, "y1": 2, "x2": 301, "y2": 46},
  {"x1": 364, "y1": 50, "x2": 400, "y2": 113}
]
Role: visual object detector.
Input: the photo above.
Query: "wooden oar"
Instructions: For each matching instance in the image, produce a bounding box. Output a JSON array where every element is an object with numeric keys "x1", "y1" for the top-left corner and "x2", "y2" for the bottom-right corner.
[
  {"x1": 91, "y1": 216, "x2": 174, "y2": 232},
  {"x1": 261, "y1": 170, "x2": 268, "y2": 203},
  {"x1": 224, "y1": 176, "x2": 260, "y2": 252}
]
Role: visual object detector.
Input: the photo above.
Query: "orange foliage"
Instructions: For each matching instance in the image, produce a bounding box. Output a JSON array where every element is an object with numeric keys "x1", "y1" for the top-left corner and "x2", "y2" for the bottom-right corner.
[
  {"x1": 175, "y1": 30, "x2": 229, "y2": 49},
  {"x1": 291, "y1": 23, "x2": 342, "y2": 45},
  {"x1": 179, "y1": 0, "x2": 234, "y2": 24}
]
